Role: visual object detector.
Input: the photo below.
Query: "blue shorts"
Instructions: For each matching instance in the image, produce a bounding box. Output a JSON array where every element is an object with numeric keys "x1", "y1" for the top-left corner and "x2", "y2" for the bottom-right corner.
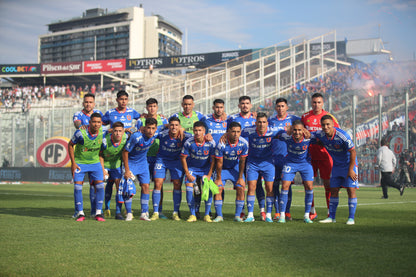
[
  {"x1": 73, "y1": 162, "x2": 103, "y2": 183},
  {"x1": 185, "y1": 167, "x2": 210, "y2": 184},
  {"x1": 281, "y1": 162, "x2": 314, "y2": 182},
  {"x1": 246, "y1": 160, "x2": 275, "y2": 182},
  {"x1": 218, "y1": 167, "x2": 244, "y2": 187},
  {"x1": 130, "y1": 162, "x2": 150, "y2": 184},
  {"x1": 153, "y1": 158, "x2": 184, "y2": 180},
  {"x1": 330, "y1": 165, "x2": 359, "y2": 188},
  {"x1": 106, "y1": 167, "x2": 122, "y2": 181}
]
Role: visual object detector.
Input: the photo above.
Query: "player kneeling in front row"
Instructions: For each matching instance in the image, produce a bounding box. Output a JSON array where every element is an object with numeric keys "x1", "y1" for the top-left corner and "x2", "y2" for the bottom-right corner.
[
  {"x1": 214, "y1": 122, "x2": 249, "y2": 222},
  {"x1": 181, "y1": 121, "x2": 216, "y2": 222},
  {"x1": 316, "y1": 115, "x2": 358, "y2": 225},
  {"x1": 99, "y1": 121, "x2": 128, "y2": 220},
  {"x1": 68, "y1": 113, "x2": 106, "y2": 222},
  {"x1": 275, "y1": 120, "x2": 314, "y2": 223}
]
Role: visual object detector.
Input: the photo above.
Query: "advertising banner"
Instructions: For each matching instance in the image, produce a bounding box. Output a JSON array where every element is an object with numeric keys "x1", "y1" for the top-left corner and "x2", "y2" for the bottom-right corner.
[
  {"x1": 41, "y1": 62, "x2": 82, "y2": 74},
  {"x1": 127, "y1": 50, "x2": 252, "y2": 70},
  {"x1": 0, "y1": 167, "x2": 72, "y2": 182},
  {"x1": 83, "y1": 59, "x2": 126, "y2": 72},
  {"x1": 0, "y1": 64, "x2": 40, "y2": 75}
]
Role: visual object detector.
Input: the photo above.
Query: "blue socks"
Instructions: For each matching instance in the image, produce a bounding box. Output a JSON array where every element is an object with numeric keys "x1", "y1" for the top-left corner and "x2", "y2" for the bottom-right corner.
[
  {"x1": 74, "y1": 184, "x2": 83, "y2": 212},
  {"x1": 173, "y1": 189, "x2": 182, "y2": 213},
  {"x1": 152, "y1": 189, "x2": 161, "y2": 213},
  {"x1": 186, "y1": 186, "x2": 196, "y2": 215},
  {"x1": 235, "y1": 200, "x2": 244, "y2": 217},
  {"x1": 104, "y1": 180, "x2": 114, "y2": 210},
  {"x1": 214, "y1": 200, "x2": 223, "y2": 217},
  {"x1": 247, "y1": 195, "x2": 255, "y2": 214},
  {"x1": 329, "y1": 197, "x2": 339, "y2": 219},
  {"x1": 279, "y1": 190, "x2": 288, "y2": 214},
  {"x1": 348, "y1": 198, "x2": 357, "y2": 219},
  {"x1": 305, "y1": 189, "x2": 313, "y2": 213},
  {"x1": 141, "y1": 193, "x2": 150, "y2": 214}
]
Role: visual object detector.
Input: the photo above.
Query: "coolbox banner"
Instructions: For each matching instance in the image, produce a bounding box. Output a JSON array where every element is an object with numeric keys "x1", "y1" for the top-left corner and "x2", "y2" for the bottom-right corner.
[
  {"x1": 127, "y1": 50, "x2": 252, "y2": 70},
  {"x1": 0, "y1": 64, "x2": 40, "y2": 75},
  {"x1": 347, "y1": 115, "x2": 389, "y2": 147},
  {"x1": 41, "y1": 62, "x2": 83, "y2": 74},
  {"x1": 0, "y1": 167, "x2": 72, "y2": 182},
  {"x1": 83, "y1": 59, "x2": 126, "y2": 72}
]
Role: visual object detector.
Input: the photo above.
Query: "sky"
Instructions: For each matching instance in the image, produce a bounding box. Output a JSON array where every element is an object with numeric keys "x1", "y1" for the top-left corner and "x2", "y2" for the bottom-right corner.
[{"x1": 0, "y1": 0, "x2": 415, "y2": 64}]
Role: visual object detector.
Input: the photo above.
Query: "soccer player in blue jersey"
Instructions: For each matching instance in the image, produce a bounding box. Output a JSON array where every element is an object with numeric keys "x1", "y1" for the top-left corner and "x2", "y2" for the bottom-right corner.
[
  {"x1": 73, "y1": 93, "x2": 103, "y2": 129},
  {"x1": 181, "y1": 121, "x2": 217, "y2": 222},
  {"x1": 136, "y1": 98, "x2": 169, "y2": 220},
  {"x1": 201, "y1": 99, "x2": 228, "y2": 144},
  {"x1": 241, "y1": 112, "x2": 280, "y2": 222},
  {"x1": 72, "y1": 93, "x2": 103, "y2": 217},
  {"x1": 68, "y1": 113, "x2": 106, "y2": 222},
  {"x1": 151, "y1": 117, "x2": 192, "y2": 220},
  {"x1": 227, "y1": 96, "x2": 262, "y2": 219},
  {"x1": 99, "y1": 122, "x2": 127, "y2": 220},
  {"x1": 102, "y1": 90, "x2": 141, "y2": 134},
  {"x1": 122, "y1": 118, "x2": 158, "y2": 221},
  {"x1": 214, "y1": 121, "x2": 248, "y2": 222},
  {"x1": 268, "y1": 98, "x2": 300, "y2": 221},
  {"x1": 275, "y1": 120, "x2": 314, "y2": 223},
  {"x1": 316, "y1": 115, "x2": 358, "y2": 225}
]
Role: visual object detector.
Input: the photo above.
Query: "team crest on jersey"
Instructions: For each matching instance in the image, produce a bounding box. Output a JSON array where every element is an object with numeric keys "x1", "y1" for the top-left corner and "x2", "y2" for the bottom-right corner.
[
  {"x1": 204, "y1": 150, "x2": 209, "y2": 155},
  {"x1": 127, "y1": 115, "x2": 131, "y2": 120},
  {"x1": 266, "y1": 138, "x2": 271, "y2": 143},
  {"x1": 237, "y1": 150, "x2": 242, "y2": 155},
  {"x1": 222, "y1": 122, "x2": 226, "y2": 128},
  {"x1": 335, "y1": 144, "x2": 340, "y2": 149}
]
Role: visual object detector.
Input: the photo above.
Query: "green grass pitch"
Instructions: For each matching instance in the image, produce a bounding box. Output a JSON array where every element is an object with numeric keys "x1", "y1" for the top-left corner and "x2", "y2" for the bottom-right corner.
[{"x1": 0, "y1": 183, "x2": 415, "y2": 276}]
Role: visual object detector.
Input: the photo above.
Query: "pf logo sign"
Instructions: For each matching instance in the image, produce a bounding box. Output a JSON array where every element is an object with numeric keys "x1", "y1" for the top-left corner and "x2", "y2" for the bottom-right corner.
[{"x1": 36, "y1": 137, "x2": 71, "y2": 167}]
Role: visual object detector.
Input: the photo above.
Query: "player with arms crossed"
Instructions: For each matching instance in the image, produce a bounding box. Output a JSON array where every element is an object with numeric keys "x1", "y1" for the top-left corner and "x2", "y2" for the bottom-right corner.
[
  {"x1": 316, "y1": 115, "x2": 358, "y2": 225},
  {"x1": 241, "y1": 112, "x2": 280, "y2": 223},
  {"x1": 151, "y1": 117, "x2": 192, "y2": 220},
  {"x1": 68, "y1": 113, "x2": 106, "y2": 222},
  {"x1": 99, "y1": 122, "x2": 128, "y2": 220},
  {"x1": 275, "y1": 120, "x2": 314, "y2": 223},
  {"x1": 214, "y1": 121, "x2": 248, "y2": 222},
  {"x1": 181, "y1": 121, "x2": 216, "y2": 222},
  {"x1": 122, "y1": 118, "x2": 158, "y2": 221},
  {"x1": 301, "y1": 92, "x2": 339, "y2": 220}
]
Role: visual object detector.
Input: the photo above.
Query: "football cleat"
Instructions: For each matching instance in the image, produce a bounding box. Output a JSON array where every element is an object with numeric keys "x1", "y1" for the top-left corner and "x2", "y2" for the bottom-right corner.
[
  {"x1": 304, "y1": 218, "x2": 313, "y2": 224},
  {"x1": 213, "y1": 216, "x2": 224, "y2": 222},
  {"x1": 285, "y1": 213, "x2": 292, "y2": 221},
  {"x1": 346, "y1": 218, "x2": 355, "y2": 225},
  {"x1": 159, "y1": 213, "x2": 168, "y2": 219},
  {"x1": 150, "y1": 213, "x2": 159, "y2": 221},
  {"x1": 244, "y1": 217, "x2": 255, "y2": 223},
  {"x1": 273, "y1": 213, "x2": 280, "y2": 220},
  {"x1": 75, "y1": 212, "x2": 86, "y2": 222},
  {"x1": 125, "y1": 213, "x2": 133, "y2": 221},
  {"x1": 309, "y1": 212, "x2": 317, "y2": 220},
  {"x1": 240, "y1": 212, "x2": 245, "y2": 220},
  {"x1": 187, "y1": 215, "x2": 197, "y2": 222},
  {"x1": 319, "y1": 217, "x2": 336, "y2": 223},
  {"x1": 95, "y1": 214, "x2": 105, "y2": 222},
  {"x1": 278, "y1": 217, "x2": 286, "y2": 223},
  {"x1": 115, "y1": 213, "x2": 125, "y2": 220},
  {"x1": 234, "y1": 216, "x2": 243, "y2": 222},
  {"x1": 260, "y1": 211, "x2": 266, "y2": 221},
  {"x1": 265, "y1": 217, "x2": 273, "y2": 223},
  {"x1": 139, "y1": 213, "x2": 151, "y2": 221},
  {"x1": 172, "y1": 213, "x2": 181, "y2": 221},
  {"x1": 104, "y1": 209, "x2": 111, "y2": 218},
  {"x1": 203, "y1": 215, "x2": 212, "y2": 222}
]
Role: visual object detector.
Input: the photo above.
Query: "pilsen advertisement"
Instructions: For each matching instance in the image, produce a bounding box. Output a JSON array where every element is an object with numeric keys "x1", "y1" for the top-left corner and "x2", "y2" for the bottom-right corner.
[
  {"x1": 127, "y1": 50, "x2": 252, "y2": 70},
  {"x1": 0, "y1": 64, "x2": 40, "y2": 75},
  {"x1": 41, "y1": 62, "x2": 83, "y2": 74},
  {"x1": 83, "y1": 59, "x2": 126, "y2": 72}
]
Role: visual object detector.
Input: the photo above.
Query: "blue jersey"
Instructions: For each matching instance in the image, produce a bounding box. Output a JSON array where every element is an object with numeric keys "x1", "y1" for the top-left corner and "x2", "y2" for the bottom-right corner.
[
  {"x1": 268, "y1": 114, "x2": 300, "y2": 159},
  {"x1": 241, "y1": 126, "x2": 280, "y2": 162},
  {"x1": 124, "y1": 132, "x2": 156, "y2": 164},
  {"x1": 73, "y1": 109, "x2": 103, "y2": 127},
  {"x1": 276, "y1": 132, "x2": 312, "y2": 163},
  {"x1": 201, "y1": 114, "x2": 228, "y2": 144},
  {"x1": 102, "y1": 107, "x2": 141, "y2": 128},
  {"x1": 215, "y1": 137, "x2": 249, "y2": 170},
  {"x1": 157, "y1": 129, "x2": 192, "y2": 161},
  {"x1": 181, "y1": 137, "x2": 216, "y2": 170},
  {"x1": 314, "y1": 128, "x2": 356, "y2": 167},
  {"x1": 227, "y1": 112, "x2": 256, "y2": 130}
]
